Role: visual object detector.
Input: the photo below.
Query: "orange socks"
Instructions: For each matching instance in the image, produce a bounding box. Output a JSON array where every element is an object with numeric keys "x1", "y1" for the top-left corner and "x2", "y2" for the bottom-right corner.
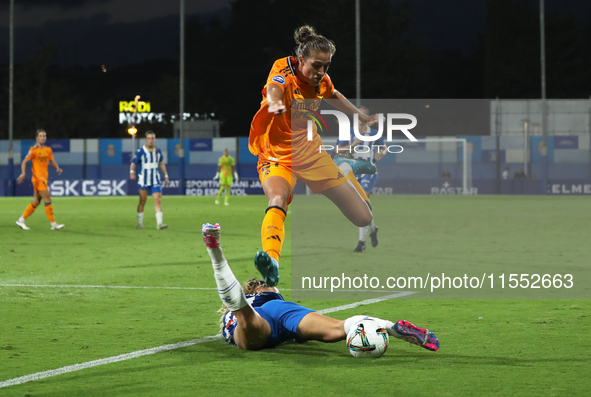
[
  {"x1": 22, "y1": 202, "x2": 57, "y2": 223},
  {"x1": 44, "y1": 203, "x2": 55, "y2": 223},
  {"x1": 261, "y1": 206, "x2": 286, "y2": 261},
  {"x1": 23, "y1": 203, "x2": 37, "y2": 219}
]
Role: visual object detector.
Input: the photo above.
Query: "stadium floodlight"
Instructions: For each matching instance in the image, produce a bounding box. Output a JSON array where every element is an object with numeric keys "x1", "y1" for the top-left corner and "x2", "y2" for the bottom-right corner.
[{"x1": 127, "y1": 126, "x2": 137, "y2": 155}]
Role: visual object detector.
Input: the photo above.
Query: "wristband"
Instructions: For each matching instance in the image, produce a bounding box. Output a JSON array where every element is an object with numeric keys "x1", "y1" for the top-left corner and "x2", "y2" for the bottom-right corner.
[
  {"x1": 165, "y1": 175, "x2": 169, "y2": 178},
  {"x1": 130, "y1": 170, "x2": 135, "y2": 174}
]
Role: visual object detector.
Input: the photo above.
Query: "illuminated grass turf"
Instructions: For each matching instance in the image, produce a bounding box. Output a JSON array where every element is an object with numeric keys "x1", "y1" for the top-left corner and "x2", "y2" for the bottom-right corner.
[{"x1": 1, "y1": 196, "x2": 589, "y2": 396}]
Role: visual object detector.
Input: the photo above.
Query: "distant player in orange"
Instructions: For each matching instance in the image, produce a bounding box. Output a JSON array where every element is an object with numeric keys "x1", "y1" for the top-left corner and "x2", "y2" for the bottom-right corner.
[
  {"x1": 15, "y1": 129, "x2": 65, "y2": 230},
  {"x1": 249, "y1": 25, "x2": 379, "y2": 286}
]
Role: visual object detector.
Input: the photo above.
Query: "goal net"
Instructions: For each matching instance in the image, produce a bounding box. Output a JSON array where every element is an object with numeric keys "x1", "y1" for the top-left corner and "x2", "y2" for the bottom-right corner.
[{"x1": 307, "y1": 137, "x2": 473, "y2": 195}]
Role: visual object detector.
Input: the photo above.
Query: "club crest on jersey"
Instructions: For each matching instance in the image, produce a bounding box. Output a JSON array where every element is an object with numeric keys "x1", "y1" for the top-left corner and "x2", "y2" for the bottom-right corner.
[{"x1": 272, "y1": 75, "x2": 285, "y2": 85}]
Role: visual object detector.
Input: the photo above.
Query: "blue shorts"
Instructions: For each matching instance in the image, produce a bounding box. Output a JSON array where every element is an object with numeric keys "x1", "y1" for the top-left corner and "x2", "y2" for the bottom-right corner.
[
  {"x1": 357, "y1": 172, "x2": 378, "y2": 193},
  {"x1": 222, "y1": 300, "x2": 314, "y2": 348},
  {"x1": 139, "y1": 184, "x2": 162, "y2": 195},
  {"x1": 255, "y1": 300, "x2": 314, "y2": 348}
]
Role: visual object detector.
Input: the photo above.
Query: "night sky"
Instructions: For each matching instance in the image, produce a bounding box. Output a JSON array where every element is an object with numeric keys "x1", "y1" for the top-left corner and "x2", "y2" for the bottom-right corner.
[
  {"x1": 1, "y1": 0, "x2": 591, "y2": 138},
  {"x1": 0, "y1": 0, "x2": 232, "y2": 67},
  {"x1": 0, "y1": 0, "x2": 591, "y2": 67},
  {"x1": 1, "y1": 0, "x2": 590, "y2": 67}
]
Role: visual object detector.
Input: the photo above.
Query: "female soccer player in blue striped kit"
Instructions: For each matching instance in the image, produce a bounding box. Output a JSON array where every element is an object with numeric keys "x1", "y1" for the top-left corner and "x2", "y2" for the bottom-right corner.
[
  {"x1": 202, "y1": 223, "x2": 440, "y2": 352},
  {"x1": 130, "y1": 131, "x2": 170, "y2": 229},
  {"x1": 335, "y1": 105, "x2": 387, "y2": 252}
]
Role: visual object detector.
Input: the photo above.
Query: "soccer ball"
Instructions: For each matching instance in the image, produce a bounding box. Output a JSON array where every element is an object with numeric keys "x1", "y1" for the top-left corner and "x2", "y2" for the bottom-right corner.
[{"x1": 346, "y1": 318, "x2": 389, "y2": 358}]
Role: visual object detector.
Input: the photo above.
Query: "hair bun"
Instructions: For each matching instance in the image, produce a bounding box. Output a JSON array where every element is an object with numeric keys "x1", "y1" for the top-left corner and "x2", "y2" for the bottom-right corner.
[
  {"x1": 294, "y1": 25, "x2": 316, "y2": 44},
  {"x1": 293, "y1": 25, "x2": 336, "y2": 58}
]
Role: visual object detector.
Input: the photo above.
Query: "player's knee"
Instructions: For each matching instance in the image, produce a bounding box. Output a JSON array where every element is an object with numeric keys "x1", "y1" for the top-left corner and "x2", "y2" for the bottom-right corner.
[
  {"x1": 353, "y1": 212, "x2": 372, "y2": 227},
  {"x1": 268, "y1": 194, "x2": 289, "y2": 209}
]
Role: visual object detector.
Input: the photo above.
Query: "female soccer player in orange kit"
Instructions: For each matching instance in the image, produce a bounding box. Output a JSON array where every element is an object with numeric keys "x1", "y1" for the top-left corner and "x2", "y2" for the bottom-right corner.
[
  {"x1": 249, "y1": 25, "x2": 379, "y2": 286},
  {"x1": 16, "y1": 129, "x2": 65, "y2": 230}
]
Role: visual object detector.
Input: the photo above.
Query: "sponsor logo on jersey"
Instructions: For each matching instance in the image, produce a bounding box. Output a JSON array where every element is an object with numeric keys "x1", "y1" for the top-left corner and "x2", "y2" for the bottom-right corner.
[{"x1": 272, "y1": 75, "x2": 285, "y2": 85}]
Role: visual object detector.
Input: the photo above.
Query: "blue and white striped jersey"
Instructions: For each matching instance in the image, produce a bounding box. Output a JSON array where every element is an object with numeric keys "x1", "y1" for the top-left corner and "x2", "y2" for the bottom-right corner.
[
  {"x1": 336, "y1": 127, "x2": 385, "y2": 164},
  {"x1": 222, "y1": 292, "x2": 285, "y2": 345},
  {"x1": 132, "y1": 146, "x2": 164, "y2": 187}
]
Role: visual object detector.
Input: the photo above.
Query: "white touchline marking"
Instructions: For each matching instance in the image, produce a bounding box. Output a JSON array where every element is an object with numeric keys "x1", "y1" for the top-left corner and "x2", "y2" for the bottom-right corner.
[
  {"x1": 0, "y1": 336, "x2": 222, "y2": 389},
  {"x1": 0, "y1": 291, "x2": 416, "y2": 389},
  {"x1": 317, "y1": 291, "x2": 417, "y2": 314},
  {"x1": 0, "y1": 284, "x2": 407, "y2": 293},
  {"x1": 0, "y1": 284, "x2": 216, "y2": 291}
]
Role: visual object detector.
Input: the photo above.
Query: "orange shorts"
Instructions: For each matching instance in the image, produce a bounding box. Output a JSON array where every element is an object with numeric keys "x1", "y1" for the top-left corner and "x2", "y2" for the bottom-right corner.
[
  {"x1": 32, "y1": 177, "x2": 48, "y2": 193},
  {"x1": 257, "y1": 152, "x2": 349, "y2": 195}
]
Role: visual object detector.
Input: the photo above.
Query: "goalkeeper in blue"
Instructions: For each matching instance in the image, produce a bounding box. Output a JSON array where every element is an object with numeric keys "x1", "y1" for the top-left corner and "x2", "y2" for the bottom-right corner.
[
  {"x1": 202, "y1": 223, "x2": 440, "y2": 352},
  {"x1": 334, "y1": 105, "x2": 387, "y2": 252}
]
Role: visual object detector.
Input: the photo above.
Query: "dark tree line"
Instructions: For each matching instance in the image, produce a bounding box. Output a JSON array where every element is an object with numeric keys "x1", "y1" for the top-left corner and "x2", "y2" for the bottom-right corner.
[{"x1": 1, "y1": 0, "x2": 591, "y2": 139}]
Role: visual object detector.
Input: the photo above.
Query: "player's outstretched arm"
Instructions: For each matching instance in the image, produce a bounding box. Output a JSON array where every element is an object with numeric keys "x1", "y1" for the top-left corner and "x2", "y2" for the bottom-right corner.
[
  {"x1": 329, "y1": 90, "x2": 379, "y2": 127},
  {"x1": 50, "y1": 159, "x2": 63, "y2": 175},
  {"x1": 266, "y1": 83, "x2": 286, "y2": 115},
  {"x1": 16, "y1": 157, "x2": 30, "y2": 184}
]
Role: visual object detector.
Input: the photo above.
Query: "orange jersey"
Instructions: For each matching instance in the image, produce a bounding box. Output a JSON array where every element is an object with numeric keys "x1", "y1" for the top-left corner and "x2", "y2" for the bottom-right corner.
[
  {"x1": 26, "y1": 146, "x2": 53, "y2": 182},
  {"x1": 249, "y1": 56, "x2": 335, "y2": 165}
]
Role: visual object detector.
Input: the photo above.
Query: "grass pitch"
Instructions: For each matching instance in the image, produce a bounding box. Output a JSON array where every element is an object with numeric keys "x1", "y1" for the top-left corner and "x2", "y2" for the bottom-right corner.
[{"x1": 0, "y1": 195, "x2": 590, "y2": 396}]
